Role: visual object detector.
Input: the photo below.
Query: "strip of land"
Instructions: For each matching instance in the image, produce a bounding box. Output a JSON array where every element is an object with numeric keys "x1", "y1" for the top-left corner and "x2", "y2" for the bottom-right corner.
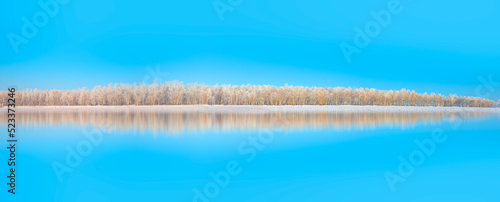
[{"x1": 1, "y1": 105, "x2": 500, "y2": 113}]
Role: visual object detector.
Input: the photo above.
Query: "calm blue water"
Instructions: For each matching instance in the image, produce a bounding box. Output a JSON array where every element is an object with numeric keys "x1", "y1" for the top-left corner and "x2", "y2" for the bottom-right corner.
[{"x1": 1, "y1": 113, "x2": 500, "y2": 202}]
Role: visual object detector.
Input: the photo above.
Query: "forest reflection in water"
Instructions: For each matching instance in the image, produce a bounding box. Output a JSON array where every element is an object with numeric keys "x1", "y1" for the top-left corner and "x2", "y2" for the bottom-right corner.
[{"x1": 2, "y1": 108, "x2": 497, "y2": 134}]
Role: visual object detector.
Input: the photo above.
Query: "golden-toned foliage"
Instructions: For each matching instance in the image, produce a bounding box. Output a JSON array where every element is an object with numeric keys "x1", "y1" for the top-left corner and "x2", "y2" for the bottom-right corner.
[{"x1": 1, "y1": 81, "x2": 498, "y2": 107}]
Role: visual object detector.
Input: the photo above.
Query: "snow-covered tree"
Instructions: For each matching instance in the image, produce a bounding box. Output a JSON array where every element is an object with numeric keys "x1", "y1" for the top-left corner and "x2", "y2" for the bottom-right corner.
[{"x1": 7, "y1": 82, "x2": 497, "y2": 108}]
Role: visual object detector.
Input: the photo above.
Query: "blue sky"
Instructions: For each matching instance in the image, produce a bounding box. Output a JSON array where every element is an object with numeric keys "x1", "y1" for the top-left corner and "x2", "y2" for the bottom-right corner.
[{"x1": 1, "y1": 0, "x2": 499, "y2": 100}]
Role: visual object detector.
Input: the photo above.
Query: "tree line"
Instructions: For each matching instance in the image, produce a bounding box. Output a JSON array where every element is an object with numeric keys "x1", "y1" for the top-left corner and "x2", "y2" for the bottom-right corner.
[{"x1": 1, "y1": 81, "x2": 499, "y2": 107}]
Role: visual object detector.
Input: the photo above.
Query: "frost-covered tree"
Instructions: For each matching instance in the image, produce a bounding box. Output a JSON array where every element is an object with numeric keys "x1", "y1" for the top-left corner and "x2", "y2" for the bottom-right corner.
[{"x1": 4, "y1": 81, "x2": 497, "y2": 108}]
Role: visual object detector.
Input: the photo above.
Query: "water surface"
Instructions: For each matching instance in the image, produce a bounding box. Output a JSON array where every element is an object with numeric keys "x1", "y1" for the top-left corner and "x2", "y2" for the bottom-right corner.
[{"x1": 1, "y1": 110, "x2": 499, "y2": 201}]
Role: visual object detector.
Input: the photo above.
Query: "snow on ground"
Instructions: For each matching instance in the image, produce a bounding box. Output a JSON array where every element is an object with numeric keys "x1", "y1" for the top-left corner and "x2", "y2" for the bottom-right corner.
[{"x1": 1, "y1": 105, "x2": 499, "y2": 113}]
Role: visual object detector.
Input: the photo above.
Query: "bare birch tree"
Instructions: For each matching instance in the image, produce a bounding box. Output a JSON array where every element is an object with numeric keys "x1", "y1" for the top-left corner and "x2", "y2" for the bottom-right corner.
[{"x1": 1, "y1": 82, "x2": 497, "y2": 108}]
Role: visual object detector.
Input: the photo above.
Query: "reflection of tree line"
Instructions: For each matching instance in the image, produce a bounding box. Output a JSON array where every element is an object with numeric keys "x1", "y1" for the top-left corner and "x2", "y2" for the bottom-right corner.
[
  {"x1": 1, "y1": 81, "x2": 499, "y2": 107},
  {"x1": 2, "y1": 110, "x2": 495, "y2": 134}
]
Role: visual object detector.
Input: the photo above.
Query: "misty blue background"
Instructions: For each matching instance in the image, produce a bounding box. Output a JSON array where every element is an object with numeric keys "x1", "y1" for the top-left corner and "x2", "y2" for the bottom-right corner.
[
  {"x1": 1, "y1": 0, "x2": 500, "y2": 101},
  {"x1": 2, "y1": 1, "x2": 500, "y2": 201}
]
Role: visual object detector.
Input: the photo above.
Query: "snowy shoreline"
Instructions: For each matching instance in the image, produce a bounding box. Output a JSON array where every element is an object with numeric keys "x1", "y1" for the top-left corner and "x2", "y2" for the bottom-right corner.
[{"x1": 1, "y1": 105, "x2": 499, "y2": 113}]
